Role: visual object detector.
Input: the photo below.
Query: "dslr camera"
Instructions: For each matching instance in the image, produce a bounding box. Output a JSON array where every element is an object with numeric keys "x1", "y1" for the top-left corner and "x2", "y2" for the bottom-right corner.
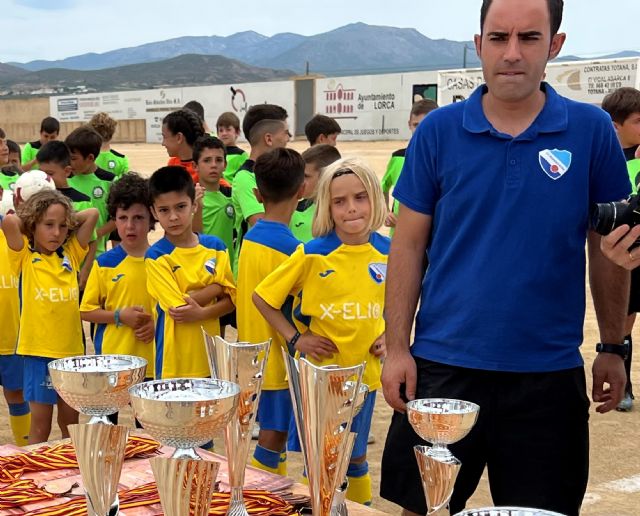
[{"x1": 591, "y1": 194, "x2": 640, "y2": 243}]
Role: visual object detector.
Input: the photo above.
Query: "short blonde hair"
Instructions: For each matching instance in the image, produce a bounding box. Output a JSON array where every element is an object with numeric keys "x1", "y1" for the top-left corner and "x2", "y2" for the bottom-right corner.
[
  {"x1": 312, "y1": 157, "x2": 387, "y2": 238},
  {"x1": 17, "y1": 190, "x2": 77, "y2": 245}
]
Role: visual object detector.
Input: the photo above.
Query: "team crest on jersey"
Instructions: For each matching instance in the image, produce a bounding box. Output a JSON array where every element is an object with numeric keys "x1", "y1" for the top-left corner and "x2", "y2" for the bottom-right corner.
[
  {"x1": 204, "y1": 258, "x2": 217, "y2": 275},
  {"x1": 538, "y1": 149, "x2": 572, "y2": 180},
  {"x1": 92, "y1": 186, "x2": 105, "y2": 199},
  {"x1": 61, "y1": 256, "x2": 73, "y2": 272},
  {"x1": 225, "y1": 204, "x2": 235, "y2": 218},
  {"x1": 108, "y1": 160, "x2": 116, "y2": 170},
  {"x1": 368, "y1": 262, "x2": 387, "y2": 284}
]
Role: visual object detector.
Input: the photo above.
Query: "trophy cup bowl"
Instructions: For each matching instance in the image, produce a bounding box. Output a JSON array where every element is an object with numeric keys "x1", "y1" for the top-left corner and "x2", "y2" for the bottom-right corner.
[
  {"x1": 407, "y1": 398, "x2": 480, "y2": 459},
  {"x1": 454, "y1": 508, "x2": 566, "y2": 516},
  {"x1": 129, "y1": 378, "x2": 240, "y2": 460},
  {"x1": 48, "y1": 354, "x2": 147, "y2": 424}
]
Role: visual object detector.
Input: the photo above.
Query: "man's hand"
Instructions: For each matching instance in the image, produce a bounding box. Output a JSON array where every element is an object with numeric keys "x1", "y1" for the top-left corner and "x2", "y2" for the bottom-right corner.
[
  {"x1": 592, "y1": 352, "x2": 627, "y2": 413},
  {"x1": 119, "y1": 306, "x2": 151, "y2": 329},
  {"x1": 169, "y1": 296, "x2": 207, "y2": 323},
  {"x1": 600, "y1": 224, "x2": 640, "y2": 270},
  {"x1": 384, "y1": 212, "x2": 397, "y2": 228},
  {"x1": 134, "y1": 318, "x2": 155, "y2": 343},
  {"x1": 295, "y1": 331, "x2": 338, "y2": 362},
  {"x1": 369, "y1": 333, "x2": 386, "y2": 359},
  {"x1": 381, "y1": 349, "x2": 417, "y2": 413}
]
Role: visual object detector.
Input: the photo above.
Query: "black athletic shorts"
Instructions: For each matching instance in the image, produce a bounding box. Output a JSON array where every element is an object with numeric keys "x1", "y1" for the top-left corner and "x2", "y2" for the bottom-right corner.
[
  {"x1": 380, "y1": 357, "x2": 589, "y2": 516},
  {"x1": 629, "y1": 267, "x2": 640, "y2": 314},
  {"x1": 220, "y1": 309, "x2": 237, "y2": 330}
]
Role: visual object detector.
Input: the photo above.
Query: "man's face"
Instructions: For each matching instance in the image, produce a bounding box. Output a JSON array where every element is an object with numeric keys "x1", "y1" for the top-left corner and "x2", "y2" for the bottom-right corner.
[
  {"x1": 408, "y1": 114, "x2": 427, "y2": 134},
  {"x1": 40, "y1": 131, "x2": 58, "y2": 145},
  {"x1": 474, "y1": 0, "x2": 565, "y2": 104},
  {"x1": 614, "y1": 112, "x2": 640, "y2": 148}
]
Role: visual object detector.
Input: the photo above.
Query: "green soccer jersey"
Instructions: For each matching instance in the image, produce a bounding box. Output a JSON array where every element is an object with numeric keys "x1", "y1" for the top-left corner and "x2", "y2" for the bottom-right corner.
[
  {"x1": 21, "y1": 140, "x2": 43, "y2": 170},
  {"x1": 0, "y1": 170, "x2": 19, "y2": 191},
  {"x1": 223, "y1": 145, "x2": 248, "y2": 183},
  {"x1": 290, "y1": 199, "x2": 315, "y2": 243},
  {"x1": 68, "y1": 168, "x2": 115, "y2": 255},
  {"x1": 202, "y1": 187, "x2": 236, "y2": 268},
  {"x1": 231, "y1": 160, "x2": 263, "y2": 263},
  {"x1": 95, "y1": 149, "x2": 129, "y2": 178},
  {"x1": 380, "y1": 148, "x2": 406, "y2": 194}
]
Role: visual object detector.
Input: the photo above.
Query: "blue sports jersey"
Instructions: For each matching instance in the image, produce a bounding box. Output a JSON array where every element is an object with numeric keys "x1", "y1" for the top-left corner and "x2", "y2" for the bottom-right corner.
[{"x1": 394, "y1": 82, "x2": 631, "y2": 373}]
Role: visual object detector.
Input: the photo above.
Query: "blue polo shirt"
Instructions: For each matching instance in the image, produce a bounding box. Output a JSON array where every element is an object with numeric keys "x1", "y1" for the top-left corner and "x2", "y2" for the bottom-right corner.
[{"x1": 394, "y1": 83, "x2": 631, "y2": 372}]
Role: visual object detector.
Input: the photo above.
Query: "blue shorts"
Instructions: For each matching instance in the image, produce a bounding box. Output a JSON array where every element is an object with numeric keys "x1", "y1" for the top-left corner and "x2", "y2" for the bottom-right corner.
[
  {"x1": 256, "y1": 389, "x2": 292, "y2": 432},
  {"x1": 23, "y1": 356, "x2": 58, "y2": 405},
  {"x1": 0, "y1": 354, "x2": 24, "y2": 391},
  {"x1": 288, "y1": 390, "x2": 377, "y2": 460}
]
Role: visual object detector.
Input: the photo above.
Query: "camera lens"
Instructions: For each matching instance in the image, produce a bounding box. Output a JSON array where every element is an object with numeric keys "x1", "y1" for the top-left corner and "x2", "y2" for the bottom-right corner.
[{"x1": 590, "y1": 202, "x2": 618, "y2": 235}]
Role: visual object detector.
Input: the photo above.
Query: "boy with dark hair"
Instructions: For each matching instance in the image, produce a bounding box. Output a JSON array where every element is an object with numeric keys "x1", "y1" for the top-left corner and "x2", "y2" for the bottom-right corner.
[
  {"x1": 236, "y1": 147, "x2": 304, "y2": 475},
  {"x1": 381, "y1": 99, "x2": 438, "y2": 234},
  {"x1": 22, "y1": 116, "x2": 60, "y2": 172},
  {"x1": 602, "y1": 86, "x2": 640, "y2": 412},
  {"x1": 232, "y1": 107, "x2": 289, "y2": 266},
  {"x1": 145, "y1": 166, "x2": 235, "y2": 379},
  {"x1": 216, "y1": 112, "x2": 248, "y2": 183},
  {"x1": 6, "y1": 140, "x2": 21, "y2": 171},
  {"x1": 304, "y1": 114, "x2": 341, "y2": 146},
  {"x1": 66, "y1": 126, "x2": 116, "y2": 291},
  {"x1": 36, "y1": 141, "x2": 93, "y2": 213},
  {"x1": 0, "y1": 129, "x2": 19, "y2": 189},
  {"x1": 290, "y1": 144, "x2": 341, "y2": 242},
  {"x1": 193, "y1": 135, "x2": 235, "y2": 266}
]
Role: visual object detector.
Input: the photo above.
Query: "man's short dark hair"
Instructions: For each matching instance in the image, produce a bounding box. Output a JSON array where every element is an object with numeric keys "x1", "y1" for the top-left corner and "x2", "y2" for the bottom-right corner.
[
  {"x1": 216, "y1": 112, "x2": 241, "y2": 132},
  {"x1": 301, "y1": 144, "x2": 341, "y2": 169},
  {"x1": 410, "y1": 99, "x2": 439, "y2": 118},
  {"x1": 242, "y1": 104, "x2": 288, "y2": 140},
  {"x1": 107, "y1": 172, "x2": 154, "y2": 230},
  {"x1": 248, "y1": 119, "x2": 286, "y2": 146},
  {"x1": 254, "y1": 148, "x2": 304, "y2": 204},
  {"x1": 36, "y1": 140, "x2": 71, "y2": 166},
  {"x1": 6, "y1": 140, "x2": 20, "y2": 155},
  {"x1": 149, "y1": 166, "x2": 195, "y2": 203},
  {"x1": 40, "y1": 116, "x2": 60, "y2": 134},
  {"x1": 304, "y1": 114, "x2": 342, "y2": 145},
  {"x1": 602, "y1": 87, "x2": 640, "y2": 125},
  {"x1": 64, "y1": 126, "x2": 102, "y2": 158},
  {"x1": 480, "y1": 0, "x2": 564, "y2": 35},
  {"x1": 183, "y1": 100, "x2": 205, "y2": 121},
  {"x1": 193, "y1": 135, "x2": 226, "y2": 163}
]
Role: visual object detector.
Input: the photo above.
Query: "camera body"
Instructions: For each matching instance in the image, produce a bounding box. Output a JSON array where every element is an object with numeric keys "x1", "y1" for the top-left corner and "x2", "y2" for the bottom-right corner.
[{"x1": 591, "y1": 194, "x2": 640, "y2": 242}]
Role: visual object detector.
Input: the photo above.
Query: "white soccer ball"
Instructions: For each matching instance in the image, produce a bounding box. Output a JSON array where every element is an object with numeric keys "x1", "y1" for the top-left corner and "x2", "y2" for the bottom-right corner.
[
  {"x1": 0, "y1": 188, "x2": 14, "y2": 216},
  {"x1": 15, "y1": 170, "x2": 55, "y2": 202}
]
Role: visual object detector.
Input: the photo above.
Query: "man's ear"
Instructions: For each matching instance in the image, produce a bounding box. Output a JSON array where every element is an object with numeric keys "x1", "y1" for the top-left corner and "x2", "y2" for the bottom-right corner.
[
  {"x1": 253, "y1": 187, "x2": 264, "y2": 204},
  {"x1": 264, "y1": 133, "x2": 273, "y2": 148},
  {"x1": 548, "y1": 32, "x2": 566, "y2": 60},
  {"x1": 474, "y1": 34, "x2": 482, "y2": 56},
  {"x1": 612, "y1": 121, "x2": 621, "y2": 134}
]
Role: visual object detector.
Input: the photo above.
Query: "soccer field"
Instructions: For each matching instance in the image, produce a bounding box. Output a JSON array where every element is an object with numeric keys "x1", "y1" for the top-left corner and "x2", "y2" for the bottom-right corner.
[{"x1": 3, "y1": 140, "x2": 639, "y2": 515}]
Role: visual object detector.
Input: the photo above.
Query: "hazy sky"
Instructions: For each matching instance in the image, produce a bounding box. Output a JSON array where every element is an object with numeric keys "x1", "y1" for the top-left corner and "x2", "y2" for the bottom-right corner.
[{"x1": 1, "y1": 0, "x2": 638, "y2": 63}]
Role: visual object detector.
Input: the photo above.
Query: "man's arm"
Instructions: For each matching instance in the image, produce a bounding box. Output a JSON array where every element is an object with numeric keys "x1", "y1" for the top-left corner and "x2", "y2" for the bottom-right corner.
[
  {"x1": 381, "y1": 204, "x2": 432, "y2": 413},
  {"x1": 588, "y1": 230, "x2": 629, "y2": 413},
  {"x1": 600, "y1": 224, "x2": 640, "y2": 270}
]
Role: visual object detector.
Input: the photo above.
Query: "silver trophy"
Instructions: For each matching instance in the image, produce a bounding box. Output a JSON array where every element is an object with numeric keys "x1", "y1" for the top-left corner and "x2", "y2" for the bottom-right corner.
[
  {"x1": 454, "y1": 509, "x2": 565, "y2": 516},
  {"x1": 406, "y1": 399, "x2": 480, "y2": 515},
  {"x1": 128, "y1": 378, "x2": 240, "y2": 460},
  {"x1": 48, "y1": 354, "x2": 148, "y2": 424},
  {"x1": 330, "y1": 382, "x2": 370, "y2": 516},
  {"x1": 203, "y1": 332, "x2": 271, "y2": 516},
  {"x1": 283, "y1": 351, "x2": 365, "y2": 516}
]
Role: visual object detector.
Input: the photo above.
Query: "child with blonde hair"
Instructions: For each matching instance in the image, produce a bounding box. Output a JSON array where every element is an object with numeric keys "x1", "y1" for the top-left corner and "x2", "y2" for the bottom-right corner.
[
  {"x1": 2, "y1": 190, "x2": 98, "y2": 443},
  {"x1": 253, "y1": 157, "x2": 389, "y2": 505}
]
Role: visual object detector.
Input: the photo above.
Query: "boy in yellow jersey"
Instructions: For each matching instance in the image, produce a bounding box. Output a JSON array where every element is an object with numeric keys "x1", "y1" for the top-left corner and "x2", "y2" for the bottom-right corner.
[
  {"x1": 237, "y1": 148, "x2": 305, "y2": 475},
  {"x1": 145, "y1": 166, "x2": 235, "y2": 379},
  {"x1": 0, "y1": 213, "x2": 30, "y2": 445},
  {"x1": 80, "y1": 173, "x2": 155, "y2": 424}
]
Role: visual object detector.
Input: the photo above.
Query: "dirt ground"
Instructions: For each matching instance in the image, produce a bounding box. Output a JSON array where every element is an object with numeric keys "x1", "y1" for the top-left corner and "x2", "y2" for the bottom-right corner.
[{"x1": 2, "y1": 140, "x2": 639, "y2": 515}]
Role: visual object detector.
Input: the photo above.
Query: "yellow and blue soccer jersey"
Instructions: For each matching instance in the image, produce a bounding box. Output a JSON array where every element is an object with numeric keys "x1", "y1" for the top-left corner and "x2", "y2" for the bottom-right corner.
[
  {"x1": 8, "y1": 235, "x2": 87, "y2": 358},
  {"x1": 145, "y1": 234, "x2": 236, "y2": 379},
  {"x1": 80, "y1": 245, "x2": 155, "y2": 377},
  {"x1": 0, "y1": 232, "x2": 20, "y2": 356},
  {"x1": 255, "y1": 231, "x2": 389, "y2": 390},
  {"x1": 237, "y1": 220, "x2": 301, "y2": 390}
]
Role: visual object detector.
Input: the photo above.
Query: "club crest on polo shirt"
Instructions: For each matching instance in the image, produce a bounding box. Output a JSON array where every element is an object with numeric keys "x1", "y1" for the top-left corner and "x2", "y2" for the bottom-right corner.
[
  {"x1": 368, "y1": 262, "x2": 387, "y2": 284},
  {"x1": 204, "y1": 258, "x2": 217, "y2": 275},
  {"x1": 538, "y1": 149, "x2": 572, "y2": 180}
]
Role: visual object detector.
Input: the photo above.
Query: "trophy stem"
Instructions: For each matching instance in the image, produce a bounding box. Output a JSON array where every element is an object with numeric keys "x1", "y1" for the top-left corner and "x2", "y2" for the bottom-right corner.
[
  {"x1": 87, "y1": 415, "x2": 114, "y2": 425},
  {"x1": 226, "y1": 486, "x2": 250, "y2": 516},
  {"x1": 172, "y1": 447, "x2": 202, "y2": 460},
  {"x1": 429, "y1": 443, "x2": 454, "y2": 461}
]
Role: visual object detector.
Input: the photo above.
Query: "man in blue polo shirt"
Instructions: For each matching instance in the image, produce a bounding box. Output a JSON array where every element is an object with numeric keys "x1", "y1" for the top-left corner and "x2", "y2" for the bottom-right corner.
[{"x1": 380, "y1": 1, "x2": 631, "y2": 515}]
